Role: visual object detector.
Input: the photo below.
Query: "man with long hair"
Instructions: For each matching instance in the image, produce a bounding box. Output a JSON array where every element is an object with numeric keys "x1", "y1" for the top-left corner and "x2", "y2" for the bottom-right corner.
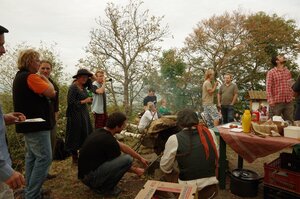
[
  {"x1": 160, "y1": 109, "x2": 219, "y2": 199},
  {"x1": 202, "y1": 69, "x2": 220, "y2": 127},
  {"x1": 266, "y1": 54, "x2": 294, "y2": 122}
]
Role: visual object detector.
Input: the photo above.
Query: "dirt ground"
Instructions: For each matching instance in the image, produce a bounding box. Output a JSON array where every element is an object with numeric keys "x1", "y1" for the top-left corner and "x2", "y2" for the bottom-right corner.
[{"x1": 42, "y1": 144, "x2": 294, "y2": 199}]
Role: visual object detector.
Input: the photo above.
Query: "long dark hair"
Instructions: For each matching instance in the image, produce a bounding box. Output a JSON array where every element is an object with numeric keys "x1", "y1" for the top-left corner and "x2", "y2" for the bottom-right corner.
[{"x1": 176, "y1": 109, "x2": 199, "y2": 157}]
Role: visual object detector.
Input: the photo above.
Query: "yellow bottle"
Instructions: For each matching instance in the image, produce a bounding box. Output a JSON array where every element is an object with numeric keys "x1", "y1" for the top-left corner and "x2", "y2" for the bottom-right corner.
[{"x1": 242, "y1": 110, "x2": 251, "y2": 133}]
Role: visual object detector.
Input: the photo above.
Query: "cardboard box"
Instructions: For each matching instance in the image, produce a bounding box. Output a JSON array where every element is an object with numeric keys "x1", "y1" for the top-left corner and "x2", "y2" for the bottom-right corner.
[
  {"x1": 284, "y1": 126, "x2": 300, "y2": 139},
  {"x1": 135, "y1": 180, "x2": 197, "y2": 199}
]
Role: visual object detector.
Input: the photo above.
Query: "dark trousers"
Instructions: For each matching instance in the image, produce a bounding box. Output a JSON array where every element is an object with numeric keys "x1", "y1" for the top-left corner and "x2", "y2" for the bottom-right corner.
[
  {"x1": 221, "y1": 105, "x2": 234, "y2": 124},
  {"x1": 82, "y1": 155, "x2": 133, "y2": 191},
  {"x1": 269, "y1": 102, "x2": 294, "y2": 122}
]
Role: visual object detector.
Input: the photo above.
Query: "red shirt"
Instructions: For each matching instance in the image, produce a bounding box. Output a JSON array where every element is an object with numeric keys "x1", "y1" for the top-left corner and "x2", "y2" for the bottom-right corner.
[{"x1": 266, "y1": 67, "x2": 293, "y2": 105}]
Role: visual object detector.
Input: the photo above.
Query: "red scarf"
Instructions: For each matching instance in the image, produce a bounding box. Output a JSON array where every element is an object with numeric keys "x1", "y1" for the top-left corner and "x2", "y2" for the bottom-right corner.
[{"x1": 196, "y1": 124, "x2": 219, "y2": 177}]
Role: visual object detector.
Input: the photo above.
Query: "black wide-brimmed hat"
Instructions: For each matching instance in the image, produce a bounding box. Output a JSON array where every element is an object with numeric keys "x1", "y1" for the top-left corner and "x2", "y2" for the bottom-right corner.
[{"x1": 72, "y1": 68, "x2": 93, "y2": 78}]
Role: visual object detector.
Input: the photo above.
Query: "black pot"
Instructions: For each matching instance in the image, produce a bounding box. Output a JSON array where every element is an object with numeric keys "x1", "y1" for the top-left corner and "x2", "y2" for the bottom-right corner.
[{"x1": 230, "y1": 168, "x2": 263, "y2": 197}]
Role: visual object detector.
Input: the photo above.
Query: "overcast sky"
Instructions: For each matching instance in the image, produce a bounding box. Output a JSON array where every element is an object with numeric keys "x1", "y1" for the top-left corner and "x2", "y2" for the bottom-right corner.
[{"x1": 1, "y1": 0, "x2": 300, "y2": 76}]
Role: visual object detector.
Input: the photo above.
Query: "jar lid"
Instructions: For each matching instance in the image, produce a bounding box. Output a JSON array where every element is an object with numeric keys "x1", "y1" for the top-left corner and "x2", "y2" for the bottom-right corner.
[{"x1": 232, "y1": 169, "x2": 259, "y2": 181}]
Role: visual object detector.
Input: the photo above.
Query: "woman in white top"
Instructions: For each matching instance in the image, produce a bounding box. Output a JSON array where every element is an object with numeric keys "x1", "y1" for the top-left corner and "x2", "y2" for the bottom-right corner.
[{"x1": 138, "y1": 102, "x2": 158, "y2": 132}]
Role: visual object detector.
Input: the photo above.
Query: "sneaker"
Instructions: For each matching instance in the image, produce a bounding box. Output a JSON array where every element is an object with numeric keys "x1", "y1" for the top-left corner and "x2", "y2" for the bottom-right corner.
[
  {"x1": 93, "y1": 186, "x2": 122, "y2": 197},
  {"x1": 105, "y1": 186, "x2": 122, "y2": 197}
]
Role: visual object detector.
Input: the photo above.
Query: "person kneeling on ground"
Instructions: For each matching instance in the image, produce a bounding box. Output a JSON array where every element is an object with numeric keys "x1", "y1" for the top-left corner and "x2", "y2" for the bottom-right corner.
[
  {"x1": 78, "y1": 112, "x2": 148, "y2": 197},
  {"x1": 160, "y1": 108, "x2": 219, "y2": 199},
  {"x1": 138, "y1": 101, "x2": 158, "y2": 132}
]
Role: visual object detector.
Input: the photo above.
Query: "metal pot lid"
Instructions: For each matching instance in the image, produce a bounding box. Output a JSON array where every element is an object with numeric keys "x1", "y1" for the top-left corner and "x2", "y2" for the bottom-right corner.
[{"x1": 232, "y1": 169, "x2": 259, "y2": 181}]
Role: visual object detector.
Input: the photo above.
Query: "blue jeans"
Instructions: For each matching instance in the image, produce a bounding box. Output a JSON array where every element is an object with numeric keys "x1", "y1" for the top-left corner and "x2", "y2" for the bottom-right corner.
[
  {"x1": 221, "y1": 105, "x2": 234, "y2": 124},
  {"x1": 82, "y1": 155, "x2": 133, "y2": 191},
  {"x1": 24, "y1": 131, "x2": 52, "y2": 199}
]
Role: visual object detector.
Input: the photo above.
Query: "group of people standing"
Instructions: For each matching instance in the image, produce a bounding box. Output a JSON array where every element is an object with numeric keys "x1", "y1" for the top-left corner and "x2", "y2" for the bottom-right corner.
[
  {"x1": 202, "y1": 53, "x2": 300, "y2": 127},
  {"x1": 1, "y1": 22, "x2": 298, "y2": 199},
  {"x1": 0, "y1": 25, "x2": 59, "y2": 199},
  {"x1": 202, "y1": 69, "x2": 238, "y2": 127}
]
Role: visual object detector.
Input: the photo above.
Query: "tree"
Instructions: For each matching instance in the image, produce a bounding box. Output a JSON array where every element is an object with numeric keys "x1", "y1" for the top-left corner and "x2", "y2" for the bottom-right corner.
[
  {"x1": 80, "y1": 0, "x2": 169, "y2": 115},
  {"x1": 0, "y1": 42, "x2": 65, "y2": 92},
  {"x1": 158, "y1": 49, "x2": 191, "y2": 111},
  {"x1": 183, "y1": 11, "x2": 300, "y2": 110}
]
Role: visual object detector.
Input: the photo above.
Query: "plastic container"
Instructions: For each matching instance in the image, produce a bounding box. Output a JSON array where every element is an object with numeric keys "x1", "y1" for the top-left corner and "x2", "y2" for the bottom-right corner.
[
  {"x1": 242, "y1": 110, "x2": 251, "y2": 133},
  {"x1": 251, "y1": 111, "x2": 260, "y2": 122},
  {"x1": 264, "y1": 156, "x2": 300, "y2": 194},
  {"x1": 264, "y1": 184, "x2": 300, "y2": 199}
]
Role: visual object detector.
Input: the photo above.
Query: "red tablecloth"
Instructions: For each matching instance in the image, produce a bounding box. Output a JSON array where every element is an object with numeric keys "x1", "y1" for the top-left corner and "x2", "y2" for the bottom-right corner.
[{"x1": 217, "y1": 127, "x2": 300, "y2": 163}]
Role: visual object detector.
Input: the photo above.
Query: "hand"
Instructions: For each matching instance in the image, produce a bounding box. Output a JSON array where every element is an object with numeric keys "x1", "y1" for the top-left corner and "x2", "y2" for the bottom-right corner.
[
  {"x1": 131, "y1": 166, "x2": 145, "y2": 177},
  {"x1": 214, "y1": 81, "x2": 219, "y2": 87},
  {"x1": 4, "y1": 112, "x2": 26, "y2": 125},
  {"x1": 38, "y1": 74, "x2": 48, "y2": 81},
  {"x1": 85, "y1": 97, "x2": 93, "y2": 104},
  {"x1": 5, "y1": 171, "x2": 25, "y2": 190},
  {"x1": 217, "y1": 103, "x2": 221, "y2": 108},
  {"x1": 139, "y1": 157, "x2": 149, "y2": 167}
]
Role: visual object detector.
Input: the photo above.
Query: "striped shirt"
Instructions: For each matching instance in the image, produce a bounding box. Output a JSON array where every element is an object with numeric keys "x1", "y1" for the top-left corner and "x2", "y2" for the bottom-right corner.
[{"x1": 266, "y1": 67, "x2": 293, "y2": 105}]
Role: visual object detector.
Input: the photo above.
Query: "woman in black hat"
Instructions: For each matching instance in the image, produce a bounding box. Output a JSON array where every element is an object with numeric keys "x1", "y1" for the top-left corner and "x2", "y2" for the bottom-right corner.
[{"x1": 65, "y1": 68, "x2": 93, "y2": 164}]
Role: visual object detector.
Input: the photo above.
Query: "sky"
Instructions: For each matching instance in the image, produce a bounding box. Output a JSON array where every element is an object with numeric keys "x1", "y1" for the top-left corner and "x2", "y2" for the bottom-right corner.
[{"x1": 1, "y1": 0, "x2": 300, "y2": 77}]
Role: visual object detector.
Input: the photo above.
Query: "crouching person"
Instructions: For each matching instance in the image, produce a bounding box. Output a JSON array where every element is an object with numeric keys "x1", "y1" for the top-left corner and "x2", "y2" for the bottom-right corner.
[
  {"x1": 78, "y1": 112, "x2": 148, "y2": 197},
  {"x1": 160, "y1": 108, "x2": 219, "y2": 199}
]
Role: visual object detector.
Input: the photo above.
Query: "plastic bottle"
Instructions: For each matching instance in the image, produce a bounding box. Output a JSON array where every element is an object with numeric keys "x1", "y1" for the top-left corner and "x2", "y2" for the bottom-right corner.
[
  {"x1": 251, "y1": 110, "x2": 260, "y2": 122},
  {"x1": 242, "y1": 110, "x2": 251, "y2": 133},
  {"x1": 87, "y1": 89, "x2": 93, "y2": 104}
]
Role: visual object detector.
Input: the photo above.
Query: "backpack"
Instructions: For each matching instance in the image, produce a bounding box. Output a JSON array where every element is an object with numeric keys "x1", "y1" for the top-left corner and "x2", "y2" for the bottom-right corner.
[{"x1": 53, "y1": 137, "x2": 69, "y2": 160}]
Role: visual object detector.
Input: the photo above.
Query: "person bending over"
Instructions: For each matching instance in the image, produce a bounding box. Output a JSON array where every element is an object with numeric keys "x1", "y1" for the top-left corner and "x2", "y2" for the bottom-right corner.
[
  {"x1": 160, "y1": 108, "x2": 219, "y2": 199},
  {"x1": 78, "y1": 112, "x2": 148, "y2": 197}
]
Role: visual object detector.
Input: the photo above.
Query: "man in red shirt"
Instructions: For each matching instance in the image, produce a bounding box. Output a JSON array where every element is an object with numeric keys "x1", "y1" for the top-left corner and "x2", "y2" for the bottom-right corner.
[{"x1": 266, "y1": 54, "x2": 294, "y2": 122}]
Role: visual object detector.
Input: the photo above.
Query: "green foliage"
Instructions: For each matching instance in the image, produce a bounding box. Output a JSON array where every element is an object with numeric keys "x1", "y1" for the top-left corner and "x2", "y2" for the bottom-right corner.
[{"x1": 184, "y1": 11, "x2": 300, "y2": 113}]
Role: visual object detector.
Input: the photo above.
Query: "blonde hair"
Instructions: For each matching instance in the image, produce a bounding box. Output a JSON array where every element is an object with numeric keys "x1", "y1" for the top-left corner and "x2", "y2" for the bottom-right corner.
[
  {"x1": 40, "y1": 60, "x2": 52, "y2": 68},
  {"x1": 205, "y1": 69, "x2": 214, "y2": 80},
  {"x1": 147, "y1": 101, "x2": 155, "y2": 110},
  {"x1": 17, "y1": 49, "x2": 40, "y2": 70},
  {"x1": 95, "y1": 70, "x2": 105, "y2": 76}
]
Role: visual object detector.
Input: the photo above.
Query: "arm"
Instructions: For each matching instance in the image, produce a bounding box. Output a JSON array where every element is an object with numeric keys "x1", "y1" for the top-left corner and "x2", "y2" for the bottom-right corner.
[
  {"x1": 4, "y1": 112, "x2": 26, "y2": 125},
  {"x1": 95, "y1": 81, "x2": 106, "y2": 94},
  {"x1": 39, "y1": 75, "x2": 56, "y2": 98},
  {"x1": 0, "y1": 157, "x2": 25, "y2": 189},
  {"x1": 27, "y1": 74, "x2": 56, "y2": 98},
  {"x1": 118, "y1": 141, "x2": 148, "y2": 167},
  {"x1": 292, "y1": 75, "x2": 300, "y2": 92},
  {"x1": 206, "y1": 81, "x2": 218, "y2": 95},
  {"x1": 68, "y1": 85, "x2": 92, "y2": 106},
  {"x1": 160, "y1": 135, "x2": 178, "y2": 174},
  {"x1": 266, "y1": 71, "x2": 274, "y2": 106},
  {"x1": 217, "y1": 93, "x2": 221, "y2": 107},
  {"x1": 231, "y1": 93, "x2": 238, "y2": 105},
  {"x1": 231, "y1": 85, "x2": 238, "y2": 105}
]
